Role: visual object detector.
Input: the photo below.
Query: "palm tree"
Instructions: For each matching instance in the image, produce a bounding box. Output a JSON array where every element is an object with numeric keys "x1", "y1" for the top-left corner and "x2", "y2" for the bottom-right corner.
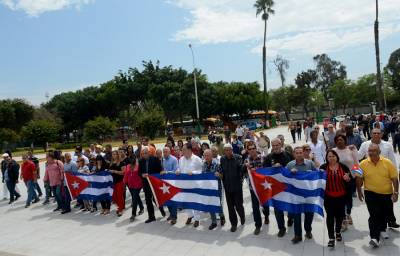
[
  {"x1": 254, "y1": 0, "x2": 275, "y2": 126},
  {"x1": 374, "y1": 0, "x2": 385, "y2": 110}
]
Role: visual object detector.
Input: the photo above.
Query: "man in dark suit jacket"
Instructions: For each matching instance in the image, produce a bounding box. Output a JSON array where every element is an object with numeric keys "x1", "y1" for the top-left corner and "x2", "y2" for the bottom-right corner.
[
  {"x1": 139, "y1": 146, "x2": 164, "y2": 223},
  {"x1": 2, "y1": 154, "x2": 21, "y2": 204}
]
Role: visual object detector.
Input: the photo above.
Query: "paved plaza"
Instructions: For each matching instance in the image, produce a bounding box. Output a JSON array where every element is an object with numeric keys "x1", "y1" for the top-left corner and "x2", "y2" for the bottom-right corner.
[{"x1": 1, "y1": 126, "x2": 400, "y2": 256}]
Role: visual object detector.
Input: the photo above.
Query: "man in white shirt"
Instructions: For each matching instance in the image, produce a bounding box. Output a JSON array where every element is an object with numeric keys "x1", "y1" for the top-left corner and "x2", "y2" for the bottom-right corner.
[
  {"x1": 177, "y1": 143, "x2": 203, "y2": 228},
  {"x1": 358, "y1": 128, "x2": 400, "y2": 229},
  {"x1": 308, "y1": 130, "x2": 326, "y2": 165},
  {"x1": 235, "y1": 125, "x2": 244, "y2": 141}
]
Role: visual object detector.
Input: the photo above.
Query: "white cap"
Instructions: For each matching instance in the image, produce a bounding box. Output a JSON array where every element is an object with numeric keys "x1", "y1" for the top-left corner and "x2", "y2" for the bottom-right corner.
[{"x1": 2, "y1": 153, "x2": 9, "y2": 158}]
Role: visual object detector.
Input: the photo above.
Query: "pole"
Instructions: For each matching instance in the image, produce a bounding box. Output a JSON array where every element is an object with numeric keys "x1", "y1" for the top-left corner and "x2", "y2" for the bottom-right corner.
[{"x1": 189, "y1": 44, "x2": 201, "y2": 136}]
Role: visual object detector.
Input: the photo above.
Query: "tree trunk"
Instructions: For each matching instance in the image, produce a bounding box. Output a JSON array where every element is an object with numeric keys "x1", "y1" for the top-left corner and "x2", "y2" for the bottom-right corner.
[
  {"x1": 374, "y1": 0, "x2": 384, "y2": 110},
  {"x1": 284, "y1": 111, "x2": 290, "y2": 122},
  {"x1": 262, "y1": 13, "x2": 268, "y2": 126}
]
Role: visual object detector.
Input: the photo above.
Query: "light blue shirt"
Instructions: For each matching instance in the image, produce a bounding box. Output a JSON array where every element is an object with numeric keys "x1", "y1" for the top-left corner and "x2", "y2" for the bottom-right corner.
[
  {"x1": 64, "y1": 161, "x2": 78, "y2": 173},
  {"x1": 163, "y1": 155, "x2": 178, "y2": 172}
]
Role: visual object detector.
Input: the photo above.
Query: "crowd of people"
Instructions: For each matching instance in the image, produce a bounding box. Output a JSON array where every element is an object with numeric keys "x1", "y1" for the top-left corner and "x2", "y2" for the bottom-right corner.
[{"x1": 1, "y1": 113, "x2": 399, "y2": 249}]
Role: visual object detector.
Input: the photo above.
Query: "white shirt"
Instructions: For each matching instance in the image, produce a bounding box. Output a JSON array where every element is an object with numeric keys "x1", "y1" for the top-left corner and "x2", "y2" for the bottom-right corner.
[
  {"x1": 235, "y1": 127, "x2": 244, "y2": 137},
  {"x1": 179, "y1": 154, "x2": 203, "y2": 174},
  {"x1": 358, "y1": 140, "x2": 397, "y2": 168},
  {"x1": 333, "y1": 147, "x2": 358, "y2": 170},
  {"x1": 308, "y1": 140, "x2": 326, "y2": 165}
]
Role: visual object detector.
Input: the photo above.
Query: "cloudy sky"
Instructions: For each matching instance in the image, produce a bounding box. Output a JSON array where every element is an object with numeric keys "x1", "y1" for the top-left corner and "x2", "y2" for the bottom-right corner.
[{"x1": 1, "y1": 0, "x2": 399, "y2": 105}]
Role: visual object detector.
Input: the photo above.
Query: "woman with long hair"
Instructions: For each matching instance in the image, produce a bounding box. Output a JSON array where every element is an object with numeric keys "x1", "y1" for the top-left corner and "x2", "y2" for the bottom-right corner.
[
  {"x1": 123, "y1": 156, "x2": 144, "y2": 222},
  {"x1": 332, "y1": 134, "x2": 358, "y2": 230},
  {"x1": 320, "y1": 150, "x2": 352, "y2": 248},
  {"x1": 110, "y1": 150, "x2": 125, "y2": 217}
]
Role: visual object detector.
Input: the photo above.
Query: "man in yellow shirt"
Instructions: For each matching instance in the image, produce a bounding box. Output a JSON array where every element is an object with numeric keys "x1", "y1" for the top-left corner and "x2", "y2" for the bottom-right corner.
[{"x1": 356, "y1": 143, "x2": 399, "y2": 248}]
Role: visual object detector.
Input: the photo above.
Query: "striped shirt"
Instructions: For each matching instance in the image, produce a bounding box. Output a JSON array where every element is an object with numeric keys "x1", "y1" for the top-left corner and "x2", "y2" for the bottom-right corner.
[{"x1": 325, "y1": 165, "x2": 346, "y2": 197}]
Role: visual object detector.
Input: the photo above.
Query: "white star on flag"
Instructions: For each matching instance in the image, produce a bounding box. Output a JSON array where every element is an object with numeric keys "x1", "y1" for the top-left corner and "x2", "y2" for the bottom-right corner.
[
  {"x1": 160, "y1": 183, "x2": 170, "y2": 194},
  {"x1": 261, "y1": 180, "x2": 272, "y2": 190},
  {"x1": 72, "y1": 181, "x2": 80, "y2": 189}
]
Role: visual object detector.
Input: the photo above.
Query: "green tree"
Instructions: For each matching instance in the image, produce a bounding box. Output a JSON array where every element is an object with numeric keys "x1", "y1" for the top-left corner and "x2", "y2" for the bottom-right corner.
[
  {"x1": 254, "y1": 0, "x2": 275, "y2": 123},
  {"x1": 295, "y1": 70, "x2": 317, "y2": 116},
  {"x1": 0, "y1": 128, "x2": 20, "y2": 149},
  {"x1": 313, "y1": 54, "x2": 347, "y2": 101},
  {"x1": 21, "y1": 120, "x2": 60, "y2": 150},
  {"x1": 328, "y1": 79, "x2": 353, "y2": 114},
  {"x1": 83, "y1": 116, "x2": 116, "y2": 142},
  {"x1": 270, "y1": 85, "x2": 296, "y2": 120},
  {"x1": 386, "y1": 48, "x2": 400, "y2": 91},
  {"x1": 135, "y1": 101, "x2": 165, "y2": 139},
  {"x1": 0, "y1": 99, "x2": 34, "y2": 132}
]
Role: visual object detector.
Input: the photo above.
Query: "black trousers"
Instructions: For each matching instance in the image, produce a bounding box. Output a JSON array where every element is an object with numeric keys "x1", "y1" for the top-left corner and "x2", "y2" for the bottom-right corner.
[
  {"x1": 225, "y1": 189, "x2": 245, "y2": 227},
  {"x1": 250, "y1": 189, "x2": 269, "y2": 228},
  {"x1": 143, "y1": 179, "x2": 155, "y2": 219},
  {"x1": 290, "y1": 130, "x2": 296, "y2": 143},
  {"x1": 365, "y1": 191, "x2": 392, "y2": 241},
  {"x1": 324, "y1": 195, "x2": 346, "y2": 239}
]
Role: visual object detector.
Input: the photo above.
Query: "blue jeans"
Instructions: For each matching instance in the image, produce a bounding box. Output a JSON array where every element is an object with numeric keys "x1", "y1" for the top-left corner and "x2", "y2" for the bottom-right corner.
[
  {"x1": 34, "y1": 182, "x2": 42, "y2": 196},
  {"x1": 6, "y1": 180, "x2": 20, "y2": 202},
  {"x1": 168, "y1": 206, "x2": 178, "y2": 220},
  {"x1": 51, "y1": 185, "x2": 63, "y2": 209},
  {"x1": 293, "y1": 212, "x2": 314, "y2": 236},
  {"x1": 25, "y1": 180, "x2": 38, "y2": 205}
]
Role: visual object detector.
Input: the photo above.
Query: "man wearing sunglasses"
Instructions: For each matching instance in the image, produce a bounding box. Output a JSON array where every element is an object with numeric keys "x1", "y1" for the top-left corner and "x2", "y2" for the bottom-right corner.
[{"x1": 244, "y1": 142, "x2": 269, "y2": 235}]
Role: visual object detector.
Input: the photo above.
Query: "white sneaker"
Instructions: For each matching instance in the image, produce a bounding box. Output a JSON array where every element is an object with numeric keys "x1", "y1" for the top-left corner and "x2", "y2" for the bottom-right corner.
[
  {"x1": 369, "y1": 239, "x2": 380, "y2": 248},
  {"x1": 381, "y1": 231, "x2": 389, "y2": 239}
]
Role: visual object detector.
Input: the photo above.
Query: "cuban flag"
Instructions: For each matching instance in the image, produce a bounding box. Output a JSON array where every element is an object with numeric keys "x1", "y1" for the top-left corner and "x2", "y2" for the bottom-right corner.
[
  {"x1": 147, "y1": 173, "x2": 222, "y2": 213},
  {"x1": 351, "y1": 164, "x2": 363, "y2": 177},
  {"x1": 65, "y1": 171, "x2": 113, "y2": 201},
  {"x1": 249, "y1": 167, "x2": 326, "y2": 216}
]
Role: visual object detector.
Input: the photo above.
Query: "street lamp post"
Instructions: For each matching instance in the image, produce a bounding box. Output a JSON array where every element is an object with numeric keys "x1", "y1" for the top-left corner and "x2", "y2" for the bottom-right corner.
[
  {"x1": 189, "y1": 44, "x2": 201, "y2": 136},
  {"x1": 370, "y1": 102, "x2": 377, "y2": 115}
]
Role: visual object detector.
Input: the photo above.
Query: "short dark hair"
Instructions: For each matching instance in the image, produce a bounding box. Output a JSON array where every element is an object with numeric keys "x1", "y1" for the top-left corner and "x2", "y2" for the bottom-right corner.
[
  {"x1": 334, "y1": 134, "x2": 347, "y2": 145},
  {"x1": 184, "y1": 143, "x2": 193, "y2": 151}
]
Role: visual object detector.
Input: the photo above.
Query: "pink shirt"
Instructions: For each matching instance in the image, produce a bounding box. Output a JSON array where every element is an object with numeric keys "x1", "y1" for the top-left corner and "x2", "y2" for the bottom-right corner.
[
  {"x1": 123, "y1": 164, "x2": 142, "y2": 189},
  {"x1": 44, "y1": 160, "x2": 64, "y2": 186}
]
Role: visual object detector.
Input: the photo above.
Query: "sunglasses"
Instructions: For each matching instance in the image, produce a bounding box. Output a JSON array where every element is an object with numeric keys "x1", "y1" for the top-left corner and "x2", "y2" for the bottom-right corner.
[
  {"x1": 304, "y1": 148, "x2": 311, "y2": 151},
  {"x1": 247, "y1": 147, "x2": 256, "y2": 150}
]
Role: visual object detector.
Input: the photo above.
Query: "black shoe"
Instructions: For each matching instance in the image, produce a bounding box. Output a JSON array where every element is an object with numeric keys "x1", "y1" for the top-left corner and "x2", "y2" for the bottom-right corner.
[
  {"x1": 254, "y1": 227, "x2": 261, "y2": 235},
  {"x1": 61, "y1": 209, "x2": 71, "y2": 214},
  {"x1": 287, "y1": 218, "x2": 294, "y2": 227},
  {"x1": 167, "y1": 216, "x2": 172, "y2": 221},
  {"x1": 185, "y1": 217, "x2": 193, "y2": 225},
  {"x1": 42, "y1": 200, "x2": 50, "y2": 205},
  {"x1": 15, "y1": 195, "x2": 20, "y2": 201},
  {"x1": 388, "y1": 222, "x2": 400, "y2": 228},
  {"x1": 220, "y1": 216, "x2": 226, "y2": 226},
  {"x1": 193, "y1": 221, "x2": 199, "y2": 228},
  {"x1": 32, "y1": 198, "x2": 40, "y2": 204},
  {"x1": 138, "y1": 209, "x2": 144, "y2": 215},
  {"x1": 291, "y1": 236, "x2": 302, "y2": 244},
  {"x1": 38, "y1": 193, "x2": 43, "y2": 197},
  {"x1": 53, "y1": 208, "x2": 61, "y2": 212},
  {"x1": 264, "y1": 216, "x2": 270, "y2": 225},
  {"x1": 277, "y1": 228, "x2": 286, "y2": 237},
  {"x1": 209, "y1": 223, "x2": 217, "y2": 230},
  {"x1": 230, "y1": 226, "x2": 237, "y2": 232},
  {"x1": 327, "y1": 239, "x2": 335, "y2": 248},
  {"x1": 130, "y1": 216, "x2": 136, "y2": 222},
  {"x1": 170, "y1": 219, "x2": 177, "y2": 225},
  {"x1": 25, "y1": 204, "x2": 30, "y2": 208},
  {"x1": 336, "y1": 233, "x2": 342, "y2": 242},
  {"x1": 305, "y1": 232, "x2": 313, "y2": 239},
  {"x1": 145, "y1": 218, "x2": 156, "y2": 223},
  {"x1": 240, "y1": 218, "x2": 245, "y2": 225},
  {"x1": 8, "y1": 200, "x2": 14, "y2": 204}
]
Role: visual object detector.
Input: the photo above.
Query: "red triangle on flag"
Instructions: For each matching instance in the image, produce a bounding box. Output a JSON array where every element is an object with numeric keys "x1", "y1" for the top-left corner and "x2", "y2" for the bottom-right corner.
[
  {"x1": 249, "y1": 170, "x2": 287, "y2": 205},
  {"x1": 147, "y1": 175, "x2": 182, "y2": 207},
  {"x1": 65, "y1": 172, "x2": 89, "y2": 198}
]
